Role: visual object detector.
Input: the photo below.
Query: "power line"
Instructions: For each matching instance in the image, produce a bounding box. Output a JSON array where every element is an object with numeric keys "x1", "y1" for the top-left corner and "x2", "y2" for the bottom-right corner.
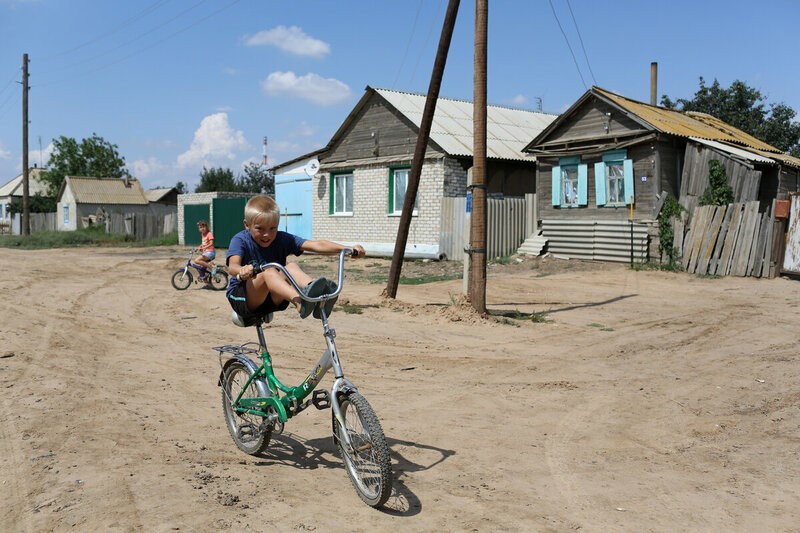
[
  {"x1": 38, "y1": 0, "x2": 175, "y2": 60},
  {"x1": 548, "y1": 0, "x2": 586, "y2": 89},
  {"x1": 392, "y1": 0, "x2": 425, "y2": 88},
  {"x1": 36, "y1": 0, "x2": 241, "y2": 88},
  {"x1": 566, "y1": 0, "x2": 596, "y2": 86},
  {"x1": 409, "y1": 0, "x2": 446, "y2": 87}
]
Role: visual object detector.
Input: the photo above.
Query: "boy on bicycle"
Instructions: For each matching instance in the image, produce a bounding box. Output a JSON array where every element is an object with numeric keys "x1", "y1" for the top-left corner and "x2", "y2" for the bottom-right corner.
[
  {"x1": 226, "y1": 195, "x2": 365, "y2": 321},
  {"x1": 195, "y1": 220, "x2": 216, "y2": 283}
]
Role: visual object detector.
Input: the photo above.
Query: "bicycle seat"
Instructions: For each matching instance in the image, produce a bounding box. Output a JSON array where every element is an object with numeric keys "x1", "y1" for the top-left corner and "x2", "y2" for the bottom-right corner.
[{"x1": 231, "y1": 310, "x2": 273, "y2": 328}]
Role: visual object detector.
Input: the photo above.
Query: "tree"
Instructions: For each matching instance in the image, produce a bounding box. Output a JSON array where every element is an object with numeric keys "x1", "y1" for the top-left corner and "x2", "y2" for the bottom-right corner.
[
  {"x1": 195, "y1": 166, "x2": 236, "y2": 192},
  {"x1": 42, "y1": 133, "x2": 128, "y2": 196},
  {"x1": 237, "y1": 161, "x2": 274, "y2": 195},
  {"x1": 662, "y1": 78, "x2": 800, "y2": 156},
  {"x1": 175, "y1": 181, "x2": 187, "y2": 194}
]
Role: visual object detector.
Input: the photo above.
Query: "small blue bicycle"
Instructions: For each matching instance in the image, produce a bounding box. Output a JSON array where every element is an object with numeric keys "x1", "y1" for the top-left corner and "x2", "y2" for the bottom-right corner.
[{"x1": 171, "y1": 248, "x2": 229, "y2": 290}]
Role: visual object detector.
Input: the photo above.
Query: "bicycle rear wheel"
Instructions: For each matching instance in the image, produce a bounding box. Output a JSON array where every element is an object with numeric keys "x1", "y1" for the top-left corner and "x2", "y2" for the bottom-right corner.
[
  {"x1": 221, "y1": 361, "x2": 272, "y2": 455},
  {"x1": 333, "y1": 391, "x2": 392, "y2": 507},
  {"x1": 171, "y1": 268, "x2": 192, "y2": 290},
  {"x1": 209, "y1": 269, "x2": 229, "y2": 290}
]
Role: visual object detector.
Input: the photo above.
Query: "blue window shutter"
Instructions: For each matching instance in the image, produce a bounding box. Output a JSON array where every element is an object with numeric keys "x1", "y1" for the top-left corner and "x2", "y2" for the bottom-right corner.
[
  {"x1": 623, "y1": 159, "x2": 634, "y2": 205},
  {"x1": 594, "y1": 162, "x2": 606, "y2": 206},
  {"x1": 551, "y1": 166, "x2": 561, "y2": 206},
  {"x1": 577, "y1": 164, "x2": 588, "y2": 205}
]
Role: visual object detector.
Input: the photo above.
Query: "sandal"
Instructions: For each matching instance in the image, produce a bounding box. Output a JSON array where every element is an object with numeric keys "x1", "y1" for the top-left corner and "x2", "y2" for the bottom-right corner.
[
  {"x1": 299, "y1": 277, "x2": 327, "y2": 319},
  {"x1": 313, "y1": 278, "x2": 338, "y2": 319}
]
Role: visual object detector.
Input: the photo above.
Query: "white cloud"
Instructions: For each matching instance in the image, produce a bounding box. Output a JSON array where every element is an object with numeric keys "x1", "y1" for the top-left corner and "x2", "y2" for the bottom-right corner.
[
  {"x1": 261, "y1": 71, "x2": 351, "y2": 106},
  {"x1": 244, "y1": 26, "x2": 330, "y2": 59},
  {"x1": 0, "y1": 140, "x2": 10, "y2": 161},
  {"x1": 130, "y1": 157, "x2": 168, "y2": 180},
  {"x1": 288, "y1": 121, "x2": 317, "y2": 138},
  {"x1": 510, "y1": 94, "x2": 528, "y2": 106},
  {"x1": 177, "y1": 113, "x2": 249, "y2": 169}
]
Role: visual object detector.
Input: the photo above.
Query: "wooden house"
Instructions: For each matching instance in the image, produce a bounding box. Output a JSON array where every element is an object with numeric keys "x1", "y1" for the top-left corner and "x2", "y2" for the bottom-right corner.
[
  {"x1": 310, "y1": 86, "x2": 556, "y2": 258},
  {"x1": 524, "y1": 86, "x2": 800, "y2": 262}
]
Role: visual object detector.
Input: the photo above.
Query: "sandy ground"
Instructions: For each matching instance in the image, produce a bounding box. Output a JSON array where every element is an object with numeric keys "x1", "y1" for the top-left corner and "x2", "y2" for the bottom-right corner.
[{"x1": 1, "y1": 246, "x2": 799, "y2": 532}]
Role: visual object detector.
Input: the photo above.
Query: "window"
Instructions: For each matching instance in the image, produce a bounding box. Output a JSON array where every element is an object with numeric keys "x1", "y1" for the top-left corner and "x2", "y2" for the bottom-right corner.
[
  {"x1": 551, "y1": 156, "x2": 587, "y2": 207},
  {"x1": 594, "y1": 150, "x2": 634, "y2": 206},
  {"x1": 329, "y1": 172, "x2": 353, "y2": 215},
  {"x1": 389, "y1": 167, "x2": 417, "y2": 215},
  {"x1": 63, "y1": 205, "x2": 70, "y2": 225}
]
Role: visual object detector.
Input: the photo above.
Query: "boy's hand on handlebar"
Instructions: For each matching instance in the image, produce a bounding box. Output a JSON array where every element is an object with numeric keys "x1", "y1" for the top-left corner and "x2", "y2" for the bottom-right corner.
[{"x1": 350, "y1": 245, "x2": 366, "y2": 259}]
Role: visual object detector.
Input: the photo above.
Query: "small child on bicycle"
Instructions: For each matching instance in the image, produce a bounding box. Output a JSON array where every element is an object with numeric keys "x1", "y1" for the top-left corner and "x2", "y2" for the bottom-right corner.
[
  {"x1": 195, "y1": 220, "x2": 215, "y2": 281},
  {"x1": 226, "y1": 195, "x2": 365, "y2": 321}
]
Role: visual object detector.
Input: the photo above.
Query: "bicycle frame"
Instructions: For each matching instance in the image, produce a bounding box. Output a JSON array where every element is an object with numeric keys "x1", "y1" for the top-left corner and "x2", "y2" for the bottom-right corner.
[{"x1": 216, "y1": 249, "x2": 358, "y2": 450}]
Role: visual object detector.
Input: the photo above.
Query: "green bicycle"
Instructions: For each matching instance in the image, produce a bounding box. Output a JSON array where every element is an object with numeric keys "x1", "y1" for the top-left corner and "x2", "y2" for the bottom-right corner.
[{"x1": 214, "y1": 249, "x2": 393, "y2": 507}]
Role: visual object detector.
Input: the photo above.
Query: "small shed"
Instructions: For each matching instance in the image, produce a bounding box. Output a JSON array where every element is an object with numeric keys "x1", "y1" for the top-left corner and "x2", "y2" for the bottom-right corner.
[{"x1": 56, "y1": 176, "x2": 150, "y2": 231}]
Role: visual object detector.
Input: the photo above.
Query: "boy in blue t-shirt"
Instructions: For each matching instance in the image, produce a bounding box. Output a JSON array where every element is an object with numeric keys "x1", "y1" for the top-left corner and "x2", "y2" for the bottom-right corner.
[{"x1": 226, "y1": 195, "x2": 365, "y2": 322}]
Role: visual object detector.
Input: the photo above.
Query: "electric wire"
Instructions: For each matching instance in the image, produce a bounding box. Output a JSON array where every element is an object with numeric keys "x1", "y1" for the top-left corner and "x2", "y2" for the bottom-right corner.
[
  {"x1": 565, "y1": 0, "x2": 596, "y2": 86},
  {"x1": 548, "y1": 0, "x2": 587, "y2": 89},
  {"x1": 392, "y1": 0, "x2": 425, "y2": 88},
  {"x1": 409, "y1": 0, "x2": 446, "y2": 88},
  {"x1": 40, "y1": 0, "x2": 208, "y2": 76},
  {"x1": 38, "y1": 0, "x2": 174, "y2": 60},
  {"x1": 35, "y1": 0, "x2": 240, "y2": 88}
]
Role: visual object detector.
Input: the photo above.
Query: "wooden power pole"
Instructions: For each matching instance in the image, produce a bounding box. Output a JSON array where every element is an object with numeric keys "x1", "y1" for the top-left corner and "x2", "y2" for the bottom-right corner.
[
  {"x1": 384, "y1": 0, "x2": 460, "y2": 299},
  {"x1": 469, "y1": 0, "x2": 488, "y2": 313},
  {"x1": 22, "y1": 53, "x2": 30, "y2": 236}
]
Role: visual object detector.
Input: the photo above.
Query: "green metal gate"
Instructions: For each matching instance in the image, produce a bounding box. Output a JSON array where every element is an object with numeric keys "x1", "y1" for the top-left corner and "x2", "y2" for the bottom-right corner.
[
  {"x1": 212, "y1": 197, "x2": 248, "y2": 248},
  {"x1": 183, "y1": 204, "x2": 210, "y2": 246}
]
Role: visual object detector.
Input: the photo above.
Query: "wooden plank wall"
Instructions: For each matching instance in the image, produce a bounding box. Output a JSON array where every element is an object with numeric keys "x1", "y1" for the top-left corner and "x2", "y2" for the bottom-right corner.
[{"x1": 679, "y1": 200, "x2": 778, "y2": 277}]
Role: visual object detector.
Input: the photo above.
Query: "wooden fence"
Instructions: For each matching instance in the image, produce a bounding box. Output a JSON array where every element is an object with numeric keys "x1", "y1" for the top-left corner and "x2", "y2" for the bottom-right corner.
[
  {"x1": 106, "y1": 212, "x2": 177, "y2": 241},
  {"x1": 679, "y1": 200, "x2": 781, "y2": 277}
]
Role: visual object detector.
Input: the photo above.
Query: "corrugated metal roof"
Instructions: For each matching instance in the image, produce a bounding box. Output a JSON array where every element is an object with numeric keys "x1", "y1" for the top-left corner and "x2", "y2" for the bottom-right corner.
[
  {"x1": 594, "y1": 87, "x2": 779, "y2": 152},
  {"x1": 689, "y1": 137, "x2": 775, "y2": 164},
  {"x1": 144, "y1": 188, "x2": 174, "y2": 202},
  {"x1": 375, "y1": 88, "x2": 556, "y2": 161},
  {"x1": 0, "y1": 168, "x2": 49, "y2": 197},
  {"x1": 64, "y1": 176, "x2": 148, "y2": 205}
]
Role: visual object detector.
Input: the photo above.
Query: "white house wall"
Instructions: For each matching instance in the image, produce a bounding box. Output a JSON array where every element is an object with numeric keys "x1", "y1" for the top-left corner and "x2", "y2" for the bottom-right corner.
[{"x1": 313, "y1": 159, "x2": 457, "y2": 257}]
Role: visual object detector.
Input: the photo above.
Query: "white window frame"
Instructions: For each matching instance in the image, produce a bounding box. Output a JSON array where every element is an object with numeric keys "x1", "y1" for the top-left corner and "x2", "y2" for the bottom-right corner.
[
  {"x1": 389, "y1": 166, "x2": 417, "y2": 216},
  {"x1": 330, "y1": 172, "x2": 353, "y2": 216}
]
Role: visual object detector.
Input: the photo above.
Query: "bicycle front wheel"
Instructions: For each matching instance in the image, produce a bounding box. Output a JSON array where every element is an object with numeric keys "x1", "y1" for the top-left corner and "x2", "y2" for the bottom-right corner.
[
  {"x1": 333, "y1": 391, "x2": 392, "y2": 507},
  {"x1": 171, "y1": 268, "x2": 192, "y2": 290},
  {"x1": 209, "y1": 269, "x2": 229, "y2": 290},
  {"x1": 221, "y1": 361, "x2": 272, "y2": 455}
]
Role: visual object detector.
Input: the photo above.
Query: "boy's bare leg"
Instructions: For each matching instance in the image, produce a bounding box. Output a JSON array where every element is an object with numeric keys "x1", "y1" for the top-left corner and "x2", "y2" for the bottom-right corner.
[{"x1": 246, "y1": 268, "x2": 305, "y2": 313}]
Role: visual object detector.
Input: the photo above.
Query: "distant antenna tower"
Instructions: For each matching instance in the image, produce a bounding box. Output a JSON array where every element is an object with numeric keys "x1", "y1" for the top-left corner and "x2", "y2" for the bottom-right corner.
[
  {"x1": 534, "y1": 97, "x2": 543, "y2": 112},
  {"x1": 262, "y1": 136, "x2": 269, "y2": 167}
]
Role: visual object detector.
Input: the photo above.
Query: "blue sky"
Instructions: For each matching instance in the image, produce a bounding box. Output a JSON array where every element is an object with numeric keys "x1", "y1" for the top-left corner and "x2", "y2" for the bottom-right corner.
[{"x1": 1, "y1": 0, "x2": 799, "y2": 191}]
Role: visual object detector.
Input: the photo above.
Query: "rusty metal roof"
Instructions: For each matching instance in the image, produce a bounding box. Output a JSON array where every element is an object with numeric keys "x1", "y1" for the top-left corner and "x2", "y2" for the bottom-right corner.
[
  {"x1": 373, "y1": 87, "x2": 557, "y2": 161},
  {"x1": 594, "y1": 87, "x2": 780, "y2": 152},
  {"x1": 61, "y1": 176, "x2": 148, "y2": 205}
]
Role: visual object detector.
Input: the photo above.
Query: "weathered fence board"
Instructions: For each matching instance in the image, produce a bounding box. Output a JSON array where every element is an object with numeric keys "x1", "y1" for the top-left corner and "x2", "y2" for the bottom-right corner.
[{"x1": 680, "y1": 200, "x2": 776, "y2": 278}]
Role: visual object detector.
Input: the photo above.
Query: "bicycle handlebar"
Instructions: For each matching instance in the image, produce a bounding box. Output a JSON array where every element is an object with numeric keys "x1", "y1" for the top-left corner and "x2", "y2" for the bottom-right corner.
[{"x1": 252, "y1": 248, "x2": 355, "y2": 303}]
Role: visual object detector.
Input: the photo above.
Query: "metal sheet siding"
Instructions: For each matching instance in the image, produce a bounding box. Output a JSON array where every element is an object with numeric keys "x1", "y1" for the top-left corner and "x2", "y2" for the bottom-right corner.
[{"x1": 542, "y1": 219, "x2": 649, "y2": 262}]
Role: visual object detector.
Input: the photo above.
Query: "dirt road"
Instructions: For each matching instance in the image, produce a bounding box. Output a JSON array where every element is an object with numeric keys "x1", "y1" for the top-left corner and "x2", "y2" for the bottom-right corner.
[{"x1": 1, "y1": 246, "x2": 798, "y2": 531}]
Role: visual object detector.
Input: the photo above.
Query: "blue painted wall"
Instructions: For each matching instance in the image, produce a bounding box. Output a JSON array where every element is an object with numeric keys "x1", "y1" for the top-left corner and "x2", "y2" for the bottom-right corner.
[{"x1": 274, "y1": 174, "x2": 313, "y2": 239}]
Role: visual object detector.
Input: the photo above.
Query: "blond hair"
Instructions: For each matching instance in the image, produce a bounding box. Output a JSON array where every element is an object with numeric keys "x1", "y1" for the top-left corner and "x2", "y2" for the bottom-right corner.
[{"x1": 244, "y1": 195, "x2": 280, "y2": 225}]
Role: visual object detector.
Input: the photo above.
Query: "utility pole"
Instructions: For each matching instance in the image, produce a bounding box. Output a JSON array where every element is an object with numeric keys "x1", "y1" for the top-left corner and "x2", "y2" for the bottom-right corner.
[
  {"x1": 469, "y1": 0, "x2": 488, "y2": 313},
  {"x1": 384, "y1": 0, "x2": 460, "y2": 299},
  {"x1": 22, "y1": 53, "x2": 30, "y2": 236}
]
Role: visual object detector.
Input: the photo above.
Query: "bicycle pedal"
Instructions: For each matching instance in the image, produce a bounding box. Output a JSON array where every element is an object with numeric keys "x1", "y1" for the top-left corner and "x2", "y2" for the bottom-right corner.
[{"x1": 312, "y1": 389, "x2": 331, "y2": 410}]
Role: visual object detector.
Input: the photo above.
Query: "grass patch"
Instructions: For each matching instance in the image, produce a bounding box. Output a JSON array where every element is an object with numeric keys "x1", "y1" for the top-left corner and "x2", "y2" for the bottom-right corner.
[
  {"x1": 0, "y1": 227, "x2": 179, "y2": 249},
  {"x1": 339, "y1": 303, "x2": 379, "y2": 315},
  {"x1": 531, "y1": 311, "x2": 552, "y2": 323},
  {"x1": 365, "y1": 273, "x2": 462, "y2": 285}
]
